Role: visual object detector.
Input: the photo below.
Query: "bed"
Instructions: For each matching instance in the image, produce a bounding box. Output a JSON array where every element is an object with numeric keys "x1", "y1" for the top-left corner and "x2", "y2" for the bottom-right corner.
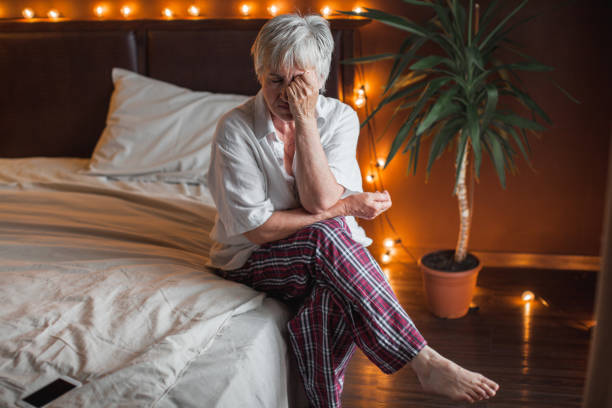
[{"x1": 0, "y1": 18, "x2": 366, "y2": 407}]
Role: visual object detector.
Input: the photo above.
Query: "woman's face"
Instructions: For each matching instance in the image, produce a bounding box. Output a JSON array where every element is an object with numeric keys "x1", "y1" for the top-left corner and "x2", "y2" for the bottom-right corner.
[{"x1": 261, "y1": 65, "x2": 318, "y2": 122}]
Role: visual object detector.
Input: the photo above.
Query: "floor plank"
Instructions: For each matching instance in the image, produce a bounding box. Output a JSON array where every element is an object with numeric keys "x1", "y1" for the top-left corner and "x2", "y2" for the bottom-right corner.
[{"x1": 341, "y1": 263, "x2": 597, "y2": 407}]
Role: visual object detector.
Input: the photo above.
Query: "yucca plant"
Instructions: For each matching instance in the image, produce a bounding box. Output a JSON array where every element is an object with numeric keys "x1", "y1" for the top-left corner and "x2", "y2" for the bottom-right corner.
[{"x1": 341, "y1": 0, "x2": 574, "y2": 268}]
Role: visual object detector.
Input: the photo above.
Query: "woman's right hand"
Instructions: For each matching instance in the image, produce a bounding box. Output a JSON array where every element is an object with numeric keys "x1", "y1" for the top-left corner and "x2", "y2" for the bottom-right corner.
[{"x1": 331, "y1": 191, "x2": 392, "y2": 220}]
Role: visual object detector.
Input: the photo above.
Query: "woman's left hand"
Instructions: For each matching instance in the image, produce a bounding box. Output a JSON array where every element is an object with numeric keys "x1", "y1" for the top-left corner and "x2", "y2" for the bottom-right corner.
[{"x1": 286, "y1": 70, "x2": 319, "y2": 123}]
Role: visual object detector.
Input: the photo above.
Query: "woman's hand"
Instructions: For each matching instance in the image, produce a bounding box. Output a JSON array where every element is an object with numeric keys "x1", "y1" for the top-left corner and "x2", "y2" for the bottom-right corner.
[
  {"x1": 329, "y1": 191, "x2": 392, "y2": 220},
  {"x1": 285, "y1": 70, "x2": 319, "y2": 123}
]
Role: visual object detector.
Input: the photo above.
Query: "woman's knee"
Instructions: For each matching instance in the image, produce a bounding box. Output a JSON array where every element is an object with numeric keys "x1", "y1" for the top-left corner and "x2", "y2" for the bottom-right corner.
[{"x1": 304, "y1": 217, "x2": 350, "y2": 242}]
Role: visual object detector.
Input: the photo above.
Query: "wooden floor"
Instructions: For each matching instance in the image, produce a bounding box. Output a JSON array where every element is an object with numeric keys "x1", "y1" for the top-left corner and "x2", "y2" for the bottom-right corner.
[{"x1": 341, "y1": 263, "x2": 597, "y2": 407}]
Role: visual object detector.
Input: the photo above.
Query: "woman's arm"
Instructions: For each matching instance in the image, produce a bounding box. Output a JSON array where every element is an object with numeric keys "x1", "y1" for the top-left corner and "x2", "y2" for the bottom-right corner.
[
  {"x1": 244, "y1": 191, "x2": 392, "y2": 245},
  {"x1": 287, "y1": 71, "x2": 344, "y2": 214}
]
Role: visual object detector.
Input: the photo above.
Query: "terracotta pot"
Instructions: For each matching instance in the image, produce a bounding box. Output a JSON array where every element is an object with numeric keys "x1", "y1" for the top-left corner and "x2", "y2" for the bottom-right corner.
[{"x1": 419, "y1": 251, "x2": 482, "y2": 319}]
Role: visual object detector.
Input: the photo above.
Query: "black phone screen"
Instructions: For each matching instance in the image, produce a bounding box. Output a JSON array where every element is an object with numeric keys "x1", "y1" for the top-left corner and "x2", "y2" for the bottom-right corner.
[{"x1": 22, "y1": 378, "x2": 78, "y2": 407}]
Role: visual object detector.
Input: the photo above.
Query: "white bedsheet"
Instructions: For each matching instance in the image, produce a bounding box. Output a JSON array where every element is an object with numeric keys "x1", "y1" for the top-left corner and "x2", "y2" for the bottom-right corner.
[
  {"x1": 0, "y1": 158, "x2": 267, "y2": 407},
  {"x1": 163, "y1": 297, "x2": 307, "y2": 408}
]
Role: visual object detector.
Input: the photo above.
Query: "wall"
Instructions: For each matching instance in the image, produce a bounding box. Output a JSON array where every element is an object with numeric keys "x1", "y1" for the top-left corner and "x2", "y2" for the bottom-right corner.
[{"x1": 1, "y1": 0, "x2": 609, "y2": 261}]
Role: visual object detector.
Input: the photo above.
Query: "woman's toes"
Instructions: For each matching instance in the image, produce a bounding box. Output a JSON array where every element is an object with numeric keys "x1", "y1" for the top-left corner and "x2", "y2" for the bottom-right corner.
[
  {"x1": 463, "y1": 392, "x2": 475, "y2": 403},
  {"x1": 483, "y1": 379, "x2": 499, "y2": 396}
]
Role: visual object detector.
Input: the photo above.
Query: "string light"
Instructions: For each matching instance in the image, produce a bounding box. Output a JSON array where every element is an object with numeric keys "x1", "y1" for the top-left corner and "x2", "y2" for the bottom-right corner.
[
  {"x1": 120, "y1": 5, "x2": 132, "y2": 17},
  {"x1": 162, "y1": 8, "x2": 174, "y2": 18},
  {"x1": 188, "y1": 5, "x2": 200, "y2": 16},
  {"x1": 47, "y1": 9, "x2": 60, "y2": 19},
  {"x1": 321, "y1": 6, "x2": 331, "y2": 17},
  {"x1": 376, "y1": 157, "x2": 386, "y2": 168},
  {"x1": 94, "y1": 5, "x2": 106, "y2": 17},
  {"x1": 381, "y1": 251, "x2": 392, "y2": 264},
  {"x1": 354, "y1": 86, "x2": 366, "y2": 108},
  {"x1": 22, "y1": 8, "x2": 35, "y2": 19},
  {"x1": 268, "y1": 4, "x2": 279, "y2": 16},
  {"x1": 365, "y1": 173, "x2": 375, "y2": 183},
  {"x1": 353, "y1": 6, "x2": 363, "y2": 13},
  {"x1": 383, "y1": 238, "x2": 395, "y2": 249},
  {"x1": 240, "y1": 4, "x2": 250, "y2": 16},
  {"x1": 521, "y1": 290, "x2": 535, "y2": 303}
]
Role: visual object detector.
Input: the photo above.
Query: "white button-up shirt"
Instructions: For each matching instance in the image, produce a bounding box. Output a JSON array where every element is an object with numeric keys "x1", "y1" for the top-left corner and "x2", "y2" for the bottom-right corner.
[{"x1": 207, "y1": 90, "x2": 372, "y2": 270}]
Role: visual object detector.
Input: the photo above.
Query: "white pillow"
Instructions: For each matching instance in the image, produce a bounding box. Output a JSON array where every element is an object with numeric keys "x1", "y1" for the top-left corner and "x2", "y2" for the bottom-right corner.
[{"x1": 86, "y1": 68, "x2": 250, "y2": 184}]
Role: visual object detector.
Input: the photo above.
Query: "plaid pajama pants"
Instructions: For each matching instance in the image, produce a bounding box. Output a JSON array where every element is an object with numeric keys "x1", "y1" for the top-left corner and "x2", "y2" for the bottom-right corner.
[{"x1": 220, "y1": 217, "x2": 427, "y2": 407}]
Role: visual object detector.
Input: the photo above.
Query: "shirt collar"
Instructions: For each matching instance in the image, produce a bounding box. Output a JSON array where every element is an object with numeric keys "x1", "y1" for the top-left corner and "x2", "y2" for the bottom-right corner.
[{"x1": 253, "y1": 89, "x2": 326, "y2": 139}]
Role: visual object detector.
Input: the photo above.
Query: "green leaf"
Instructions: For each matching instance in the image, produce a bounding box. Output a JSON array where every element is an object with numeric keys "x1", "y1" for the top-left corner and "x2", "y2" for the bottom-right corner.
[
  {"x1": 486, "y1": 130, "x2": 507, "y2": 188},
  {"x1": 465, "y1": 45, "x2": 485, "y2": 72},
  {"x1": 402, "y1": 0, "x2": 434, "y2": 6},
  {"x1": 491, "y1": 61, "x2": 554, "y2": 72},
  {"x1": 467, "y1": 104, "x2": 481, "y2": 177},
  {"x1": 482, "y1": 83, "x2": 499, "y2": 129},
  {"x1": 410, "y1": 55, "x2": 448, "y2": 70},
  {"x1": 386, "y1": 77, "x2": 451, "y2": 163},
  {"x1": 340, "y1": 8, "x2": 430, "y2": 37},
  {"x1": 342, "y1": 53, "x2": 397, "y2": 65},
  {"x1": 493, "y1": 112, "x2": 546, "y2": 131},
  {"x1": 521, "y1": 128, "x2": 532, "y2": 156},
  {"x1": 428, "y1": 33, "x2": 463, "y2": 61},
  {"x1": 504, "y1": 125, "x2": 532, "y2": 165},
  {"x1": 479, "y1": 0, "x2": 529, "y2": 51},
  {"x1": 446, "y1": 0, "x2": 465, "y2": 46},
  {"x1": 549, "y1": 78, "x2": 581, "y2": 104},
  {"x1": 475, "y1": 0, "x2": 500, "y2": 42},
  {"x1": 384, "y1": 37, "x2": 416, "y2": 92},
  {"x1": 431, "y1": 3, "x2": 455, "y2": 38},
  {"x1": 467, "y1": 0, "x2": 474, "y2": 45},
  {"x1": 384, "y1": 38, "x2": 427, "y2": 94},
  {"x1": 410, "y1": 132, "x2": 422, "y2": 175},
  {"x1": 426, "y1": 117, "x2": 464, "y2": 176},
  {"x1": 416, "y1": 86, "x2": 459, "y2": 135},
  {"x1": 361, "y1": 81, "x2": 427, "y2": 128},
  {"x1": 502, "y1": 82, "x2": 551, "y2": 124}
]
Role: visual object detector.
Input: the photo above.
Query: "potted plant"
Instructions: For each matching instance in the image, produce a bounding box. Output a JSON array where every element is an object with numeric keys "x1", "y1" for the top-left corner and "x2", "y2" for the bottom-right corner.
[{"x1": 341, "y1": 0, "x2": 575, "y2": 318}]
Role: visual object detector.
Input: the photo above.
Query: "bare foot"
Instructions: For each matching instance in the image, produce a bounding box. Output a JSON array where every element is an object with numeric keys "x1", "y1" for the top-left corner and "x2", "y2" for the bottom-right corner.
[{"x1": 410, "y1": 346, "x2": 499, "y2": 403}]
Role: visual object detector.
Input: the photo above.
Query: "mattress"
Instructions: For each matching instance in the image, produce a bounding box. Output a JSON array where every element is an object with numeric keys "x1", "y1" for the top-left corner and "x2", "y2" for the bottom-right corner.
[{"x1": 0, "y1": 158, "x2": 302, "y2": 407}]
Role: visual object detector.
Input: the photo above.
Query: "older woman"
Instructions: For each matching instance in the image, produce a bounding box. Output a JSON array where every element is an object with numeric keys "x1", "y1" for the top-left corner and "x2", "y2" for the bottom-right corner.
[{"x1": 208, "y1": 14, "x2": 499, "y2": 407}]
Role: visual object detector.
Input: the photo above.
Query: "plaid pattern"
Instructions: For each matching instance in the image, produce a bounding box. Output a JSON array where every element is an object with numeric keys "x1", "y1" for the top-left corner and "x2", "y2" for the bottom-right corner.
[{"x1": 220, "y1": 217, "x2": 427, "y2": 407}]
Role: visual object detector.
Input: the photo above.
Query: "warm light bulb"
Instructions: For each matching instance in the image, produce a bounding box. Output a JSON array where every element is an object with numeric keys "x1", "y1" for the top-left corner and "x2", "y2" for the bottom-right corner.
[
  {"x1": 383, "y1": 238, "x2": 395, "y2": 249},
  {"x1": 162, "y1": 8, "x2": 173, "y2": 18},
  {"x1": 268, "y1": 4, "x2": 279, "y2": 16},
  {"x1": 365, "y1": 174, "x2": 375, "y2": 183},
  {"x1": 22, "y1": 8, "x2": 35, "y2": 19},
  {"x1": 354, "y1": 86, "x2": 366, "y2": 108},
  {"x1": 353, "y1": 6, "x2": 363, "y2": 13},
  {"x1": 94, "y1": 5, "x2": 105, "y2": 17},
  {"x1": 240, "y1": 4, "x2": 250, "y2": 16},
  {"x1": 188, "y1": 5, "x2": 200, "y2": 16},
  {"x1": 120, "y1": 5, "x2": 131, "y2": 17},
  {"x1": 354, "y1": 95, "x2": 365, "y2": 108},
  {"x1": 376, "y1": 158, "x2": 386, "y2": 168},
  {"x1": 321, "y1": 6, "x2": 331, "y2": 17},
  {"x1": 381, "y1": 251, "x2": 391, "y2": 264},
  {"x1": 521, "y1": 290, "x2": 535, "y2": 302},
  {"x1": 47, "y1": 9, "x2": 60, "y2": 19}
]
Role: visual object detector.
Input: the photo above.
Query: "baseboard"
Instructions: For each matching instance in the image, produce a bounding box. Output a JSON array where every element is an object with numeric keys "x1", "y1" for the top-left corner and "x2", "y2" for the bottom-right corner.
[{"x1": 391, "y1": 248, "x2": 601, "y2": 272}]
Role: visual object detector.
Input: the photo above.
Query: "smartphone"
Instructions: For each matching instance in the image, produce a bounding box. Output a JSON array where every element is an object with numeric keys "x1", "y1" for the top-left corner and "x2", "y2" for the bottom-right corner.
[{"x1": 18, "y1": 376, "x2": 82, "y2": 408}]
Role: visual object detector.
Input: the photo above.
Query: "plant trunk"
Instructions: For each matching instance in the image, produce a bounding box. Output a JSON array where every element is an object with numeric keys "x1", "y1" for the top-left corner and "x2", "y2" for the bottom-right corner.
[{"x1": 454, "y1": 140, "x2": 471, "y2": 264}]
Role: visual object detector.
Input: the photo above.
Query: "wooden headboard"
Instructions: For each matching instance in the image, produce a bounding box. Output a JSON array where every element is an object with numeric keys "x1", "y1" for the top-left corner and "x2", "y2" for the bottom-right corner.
[{"x1": 0, "y1": 19, "x2": 367, "y2": 158}]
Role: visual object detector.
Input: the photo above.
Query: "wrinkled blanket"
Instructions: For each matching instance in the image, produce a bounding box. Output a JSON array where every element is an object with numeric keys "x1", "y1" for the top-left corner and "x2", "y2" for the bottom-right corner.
[{"x1": 0, "y1": 158, "x2": 263, "y2": 407}]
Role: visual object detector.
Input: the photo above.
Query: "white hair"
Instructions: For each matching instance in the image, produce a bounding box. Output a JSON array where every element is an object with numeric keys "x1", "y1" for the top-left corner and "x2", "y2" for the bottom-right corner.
[{"x1": 251, "y1": 14, "x2": 334, "y2": 90}]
